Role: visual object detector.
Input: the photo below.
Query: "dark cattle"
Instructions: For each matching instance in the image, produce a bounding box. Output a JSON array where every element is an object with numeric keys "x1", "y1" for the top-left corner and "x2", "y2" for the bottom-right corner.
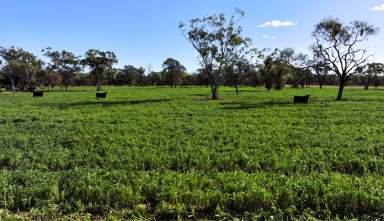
[
  {"x1": 33, "y1": 91, "x2": 44, "y2": 97},
  {"x1": 96, "y1": 92, "x2": 107, "y2": 99},
  {"x1": 294, "y1": 95, "x2": 310, "y2": 104}
]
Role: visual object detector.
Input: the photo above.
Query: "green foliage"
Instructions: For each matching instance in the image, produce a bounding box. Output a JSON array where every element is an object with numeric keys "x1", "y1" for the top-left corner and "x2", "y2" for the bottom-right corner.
[
  {"x1": 180, "y1": 10, "x2": 251, "y2": 99},
  {"x1": 162, "y1": 58, "x2": 186, "y2": 88},
  {"x1": 43, "y1": 48, "x2": 82, "y2": 90},
  {"x1": 0, "y1": 47, "x2": 42, "y2": 91},
  {"x1": 81, "y1": 50, "x2": 118, "y2": 91},
  {"x1": 1, "y1": 86, "x2": 384, "y2": 219}
]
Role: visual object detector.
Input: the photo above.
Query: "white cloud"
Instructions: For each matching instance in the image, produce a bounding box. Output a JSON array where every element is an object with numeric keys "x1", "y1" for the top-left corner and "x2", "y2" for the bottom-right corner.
[
  {"x1": 371, "y1": 4, "x2": 384, "y2": 11},
  {"x1": 258, "y1": 20, "x2": 297, "y2": 28},
  {"x1": 263, "y1": 35, "x2": 277, "y2": 39}
]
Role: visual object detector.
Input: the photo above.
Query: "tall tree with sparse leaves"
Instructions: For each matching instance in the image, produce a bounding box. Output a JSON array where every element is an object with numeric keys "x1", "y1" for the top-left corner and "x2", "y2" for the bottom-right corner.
[
  {"x1": 179, "y1": 9, "x2": 250, "y2": 99},
  {"x1": 312, "y1": 18, "x2": 378, "y2": 100}
]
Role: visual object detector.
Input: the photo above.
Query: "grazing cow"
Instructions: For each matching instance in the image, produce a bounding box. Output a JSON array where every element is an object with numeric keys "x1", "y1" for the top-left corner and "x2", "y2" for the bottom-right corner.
[
  {"x1": 294, "y1": 95, "x2": 310, "y2": 104},
  {"x1": 96, "y1": 92, "x2": 107, "y2": 99},
  {"x1": 33, "y1": 91, "x2": 44, "y2": 97}
]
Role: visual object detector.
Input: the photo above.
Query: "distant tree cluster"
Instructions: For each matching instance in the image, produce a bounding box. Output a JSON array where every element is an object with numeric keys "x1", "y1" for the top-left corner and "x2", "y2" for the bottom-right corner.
[{"x1": 0, "y1": 12, "x2": 381, "y2": 100}]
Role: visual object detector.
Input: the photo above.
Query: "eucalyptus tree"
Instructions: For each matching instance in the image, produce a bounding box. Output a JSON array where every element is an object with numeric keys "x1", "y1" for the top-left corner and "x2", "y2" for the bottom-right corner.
[
  {"x1": 225, "y1": 47, "x2": 261, "y2": 94},
  {"x1": 312, "y1": 61, "x2": 331, "y2": 89},
  {"x1": 34, "y1": 59, "x2": 50, "y2": 87},
  {"x1": 43, "y1": 48, "x2": 81, "y2": 90},
  {"x1": 81, "y1": 49, "x2": 118, "y2": 91},
  {"x1": 312, "y1": 18, "x2": 378, "y2": 100},
  {"x1": 291, "y1": 52, "x2": 313, "y2": 88},
  {"x1": 116, "y1": 65, "x2": 145, "y2": 86},
  {"x1": 360, "y1": 63, "x2": 384, "y2": 90},
  {"x1": 162, "y1": 58, "x2": 186, "y2": 88},
  {"x1": 179, "y1": 9, "x2": 250, "y2": 99},
  {"x1": 0, "y1": 47, "x2": 39, "y2": 92},
  {"x1": 260, "y1": 48, "x2": 298, "y2": 90},
  {"x1": 227, "y1": 56, "x2": 251, "y2": 94}
]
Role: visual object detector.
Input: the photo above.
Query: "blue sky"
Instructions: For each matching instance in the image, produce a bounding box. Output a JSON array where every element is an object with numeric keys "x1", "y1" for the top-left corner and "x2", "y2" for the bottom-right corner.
[{"x1": 0, "y1": 0, "x2": 383, "y2": 72}]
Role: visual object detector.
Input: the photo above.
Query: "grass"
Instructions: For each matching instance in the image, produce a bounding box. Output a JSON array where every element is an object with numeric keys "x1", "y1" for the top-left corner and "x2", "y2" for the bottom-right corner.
[{"x1": 1, "y1": 86, "x2": 384, "y2": 220}]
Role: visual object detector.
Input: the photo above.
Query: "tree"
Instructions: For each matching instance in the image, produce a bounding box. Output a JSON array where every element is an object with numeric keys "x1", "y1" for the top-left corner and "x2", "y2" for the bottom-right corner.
[
  {"x1": 43, "y1": 48, "x2": 81, "y2": 90},
  {"x1": 360, "y1": 63, "x2": 384, "y2": 90},
  {"x1": 179, "y1": 9, "x2": 250, "y2": 99},
  {"x1": 225, "y1": 47, "x2": 259, "y2": 94},
  {"x1": 246, "y1": 65, "x2": 263, "y2": 87},
  {"x1": 312, "y1": 18, "x2": 378, "y2": 100},
  {"x1": 148, "y1": 71, "x2": 162, "y2": 86},
  {"x1": 0, "y1": 47, "x2": 39, "y2": 92},
  {"x1": 162, "y1": 58, "x2": 186, "y2": 88},
  {"x1": 81, "y1": 49, "x2": 118, "y2": 91},
  {"x1": 290, "y1": 52, "x2": 313, "y2": 88},
  {"x1": 116, "y1": 65, "x2": 144, "y2": 86},
  {"x1": 312, "y1": 61, "x2": 331, "y2": 89},
  {"x1": 260, "y1": 49, "x2": 296, "y2": 90},
  {"x1": 34, "y1": 59, "x2": 50, "y2": 87},
  {"x1": 105, "y1": 68, "x2": 118, "y2": 85}
]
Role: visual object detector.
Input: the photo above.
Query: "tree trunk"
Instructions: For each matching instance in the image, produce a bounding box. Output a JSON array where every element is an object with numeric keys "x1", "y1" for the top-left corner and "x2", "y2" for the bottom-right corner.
[
  {"x1": 10, "y1": 80, "x2": 16, "y2": 93},
  {"x1": 319, "y1": 82, "x2": 323, "y2": 89},
  {"x1": 8, "y1": 72, "x2": 16, "y2": 93},
  {"x1": 235, "y1": 84, "x2": 239, "y2": 94},
  {"x1": 211, "y1": 85, "x2": 219, "y2": 100},
  {"x1": 364, "y1": 79, "x2": 369, "y2": 90},
  {"x1": 336, "y1": 80, "x2": 345, "y2": 101},
  {"x1": 96, "y1": 78, "x2": 102, "y2": 91}
]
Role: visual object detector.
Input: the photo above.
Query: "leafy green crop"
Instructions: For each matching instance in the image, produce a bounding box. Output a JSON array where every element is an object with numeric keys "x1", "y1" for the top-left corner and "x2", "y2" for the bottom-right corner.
[{"x1": 0, "y1": 86, "x2": 383, "y2": 220}]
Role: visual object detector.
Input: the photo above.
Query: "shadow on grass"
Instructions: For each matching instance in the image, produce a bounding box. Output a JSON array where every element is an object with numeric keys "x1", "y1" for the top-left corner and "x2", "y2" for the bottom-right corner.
[
  {"x1": 43, "y1": 89, "x2": 94, "y2": 93},
  {"x1": 221, "y1": 89, "x2": 259, "y2": 93},
  {"x1": 191, "y1": 93, "x2": 209, "y2": 97},
  {"x1": 221, "y1": 100, "x2": 293, "y2": 110},
  {"x1": 341, "y1": 97, "x2": 384, "y2": 102},
  {"x1": 39, "y1": 98, "x2": 171, "y2": 109}
]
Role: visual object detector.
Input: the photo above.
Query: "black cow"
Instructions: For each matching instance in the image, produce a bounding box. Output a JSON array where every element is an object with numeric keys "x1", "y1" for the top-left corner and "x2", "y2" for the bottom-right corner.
[
  {"x1": 294, "y1": 95, "x2": 310, "y2": 104},
  {"x1": 96, "y1": 92, "x2": 107, "y2": 99},
  {"x1": 33, "y1": 91, "x2": 44, "y2": 97}
]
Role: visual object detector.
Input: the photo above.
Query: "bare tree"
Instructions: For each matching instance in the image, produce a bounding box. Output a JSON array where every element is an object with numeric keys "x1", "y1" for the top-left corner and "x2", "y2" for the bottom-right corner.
[{"x1": 312, "y1": 18, "x2": 378, "y2": 100}]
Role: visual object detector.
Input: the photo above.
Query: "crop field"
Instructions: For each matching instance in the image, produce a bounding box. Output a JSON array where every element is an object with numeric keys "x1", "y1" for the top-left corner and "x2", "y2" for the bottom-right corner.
[{"x1": 1, "y1": 86, "x2": 384, "y2": 220}]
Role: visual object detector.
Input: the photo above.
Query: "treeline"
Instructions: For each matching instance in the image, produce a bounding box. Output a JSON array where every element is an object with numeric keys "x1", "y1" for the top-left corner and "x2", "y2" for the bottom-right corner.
[
  {"x1": 0, "y1": 10, "x2": 383, "y2": 100},
  {"x1": 1, "y1": 46, "x2": 383, "y2": 91}
]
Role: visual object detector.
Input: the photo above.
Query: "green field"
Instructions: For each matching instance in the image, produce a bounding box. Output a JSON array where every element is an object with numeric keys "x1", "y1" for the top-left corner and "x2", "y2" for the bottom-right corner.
[{"x1": 1, "y1": 86, "x2": 384, "y2": 220}]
